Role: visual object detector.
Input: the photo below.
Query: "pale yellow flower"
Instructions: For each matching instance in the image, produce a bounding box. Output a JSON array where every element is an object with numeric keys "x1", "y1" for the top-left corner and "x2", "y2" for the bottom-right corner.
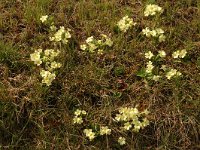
[
  {"x1": 73, "y1": 116, "x2": 83, "y2": 124},
  {"x1": 179, "y1": 49, "x2": 187, "y2": 58},
  {"x1": 83, "y1": 129, "x2": 96, "y2": 141},
  {"x1": 40, "y1": 15, "x2": 48, "y2": 23},
  {"x1": 158, "y1": 50, "x2": 166, "y2": 58},
  {"x1": 172, "y1": 51, "x2": 180, "y2": 58},
  {"x1": 100, "y1": 126, "x2": 111, "y2": 135},
  {"x1": 118, "y1": 137, "x2": 126, "y2": 145},
  {"x1": 145, "y1": 51, "x2": 154, "y2": 59},
  {"x1": 144, "y1": 4, "x2": 163, "y2": 17},
  {"x1": 30, "y1": 49, "x2": 42, "y2": 66},
  {"x1": 124, "y1": 122, "x2": 132, "y2": 130},
  {"x1": 117, "y1": 16, "x2": 136, "y2": 32},
  {"x1": 40, "y1": 70, "x2": 56, "y2": 86},
  {"x1": 152, "y1": 75, "x2": 161, "y2": 81},
  {"x1": 146, "y1": 61, "x2": 154, "y2": 73},
  {"x1": 158, "y1": 34, "x2": 166, "y2": 42}
]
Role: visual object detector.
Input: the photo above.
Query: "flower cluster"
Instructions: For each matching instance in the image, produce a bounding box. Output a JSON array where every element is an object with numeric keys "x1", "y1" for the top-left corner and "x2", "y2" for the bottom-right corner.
[
  {"x1": 40, "y1": 70, "x2": 56, "y2": 86},
  {"x1": 142, "y1": 27, "x2": 166, "y2": 42},
  {"x1": 166, "y1": 69, "x2": 182, "y2": 80},
  {"x1": 144, "y1": 50, "x2": 166, "y2": 76},
  {"x1": 115, "y1": 107, "x2": 149, "y2": 132},
  {"x1": 172, "y1": 49, "x2": 187, "y2": 59},
  {"x1": 99, "y1": 126, "x2": 111, "y2": 135},
  {"x1": 144, "y1": 4, "x2": 163, "y2": 17},
  {"x1": 50, "y1": 26, "x2": 71, "y2": 44},
  {"x1": 83, "y1": 125, "x2": 112, "y2": 141},
  {"x1": 80, "y1": 34, "x2": 113, "y2": 54},
  {"x1": 143, "y1": 50, "x2": 183, "y2": 81},
  {"x1": 117, "y1": 16, "x2": 136, "y2": 32},
  {"x1": 145, "y1": 50, "x2": 166, "y2": 59},
  {"x1": 144, "y1": 50, "x2": 167, "y2": 60},
  {"x1": 146, "y1": 61, "x2": 154, "y2": 73},
  {"x1": 83, "y1": 129, "x2": 96, "y2": 141},
  {"x1": 30, "y1": 48, "x2": 61, "y2": 86},
  {"x1": 73, "y1": 109, "x2": 87, "y2": 124}
]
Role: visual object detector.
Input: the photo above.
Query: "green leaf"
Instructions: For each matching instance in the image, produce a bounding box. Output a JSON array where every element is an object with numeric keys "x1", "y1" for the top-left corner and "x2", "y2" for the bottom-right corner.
[
  {"x1": 136, "y1": 68, "x2": 147, "y2": 78},
  {"x1": 147, "y1": 0, "x2": 155, "y2": 4}
]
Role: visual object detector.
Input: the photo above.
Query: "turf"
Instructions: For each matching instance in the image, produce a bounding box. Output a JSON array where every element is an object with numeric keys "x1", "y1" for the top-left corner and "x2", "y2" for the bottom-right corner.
[{"x1": 0, "y1": 0, "x2": 200, "y2": 149}]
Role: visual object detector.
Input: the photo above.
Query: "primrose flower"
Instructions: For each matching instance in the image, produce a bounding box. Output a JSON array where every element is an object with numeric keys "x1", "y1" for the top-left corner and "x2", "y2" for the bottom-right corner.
[
  {"x1": 145, "y1": 51, "x2": 154, "y2": 59},
  {"x1": 158, "y1": 50, "x2": 166, "y2": 58},
  {"x1": 50, "y1": 25, "x2": 57, "y2": 31},
  {"x1": 83, "y1": 129, "x2": 96, "y2": 141},
  {"x1": 74, "y1": 109, "x2": 82, "y2": 116},
  {"x1": 97, "y1": 49, "x2": 104, "y2": 55},
  {"x1": 144, "y1": 4, "x2": 163, "y2": 17},
  {"x1": 81, "y1": 110, "x2": 87, "y2": 115},
  {"x1": 100, "y1": 126, "x2": 111, "y2": 135},
  {"x1": 30, "y1": 49, "x2": 42, "y2": 66},
  {"x1": 40, "y1": 15, "x2": 48, "y2": 23},
  {"x1": 50, "y1": 61, "x2": 62, "y2": 70},
  {"x1": 101, "y1": 34, "x2": 113, "y2": 47},
  {"x1": 150, "y1": 30, "x2": 157, "y2": 37},
  {"x1": 172, "y1": 51, "x2": 180, "y2": 58},
  {"x1": 117, "y1": 16, "x2": 136, "y2": 32},
  {"x1": 86, "y1": 36, "x2": 94, "y2": 43},
  {"x1": 73, "y1": 116, "x2": 83, "y2": 124},
  {"x1": 152, "y1": 75, "x2": 161, "y2": 81},
  {"x1": 124, "y1": 122, "x2": 132, "y2": 130},
  {"x1": 155, "y1": 28, "x2": 164, "y2": 34},
  {"x1": 133, "y1": 125, "x2": 141, "y2": 132},
  {"x1": 142, "y1": 27, "x2": 151, "y2": 37},
  {"x1": 179, "y1": 49, "x2": 187, "y2": 58},
  {"x1": 80, "y1": 44, "x2": 87, "y2": 51},
  {"x1": 74, "y1": 109, "x2": 87, "y2": 116},
  {"x1": 146, "y1": 61, "x2": 154, "y2": 73},
  {"x1": 88, "y1": 43, "x2": 97, "y2": 53},
  {"x1": 43, "y1": 49, "x2": 60, "y2": 62},
  {"x1": 118, "y1": 137, "x2": 126, "y2": 145},
  {"x1": 158, "y1": 34, "x2": 166, "y2": 42},
  {"x1": 161, "y1": 65, "x2": 167, "y2": 71},
  {"x1": 40, "y1": 70, "x2": 56, "y2": 86},
  {"x1": 141, "y1": 118, "x2": 150, "y2": 128}
]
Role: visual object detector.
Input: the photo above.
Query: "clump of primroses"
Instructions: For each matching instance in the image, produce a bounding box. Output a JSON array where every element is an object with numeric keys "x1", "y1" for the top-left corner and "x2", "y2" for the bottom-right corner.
[
  {"x1": 74, "y1": 106, "x2": 148, "y2": 144},
  {"x1": 73, "y1": 109, "x2": 112, "y2": 141},
  {"x1": 115, "y1": 107, "x2": 149, "y2": 132},
  {"x1": 142, "y1": 49, "x2": 185, "y2": 81},
  {"x1": 142, "y1": 27, "x2": 166, "y2": 42},
  {"x1": 144, "y1": 4, "x2": 163, "y2": 17},
  {"x1": 80, "y1": 34, "x2": 113, "y2": 54},
  {"x1": 30, "y1": 15, "x2": 72, "y2": 86},
  {"x1": 49, "y1": 26, "x2": 71, "y2": 44},
  {"x1": 140, "y1": 4, "x2": 187, "y2": 82},
  {"x1": 73, "y1": 109, "x2": 87, "y2": 124},
  {"x1": 30, "y1": 48, "x2": 61, "y2": 86},
  {"x1": 117, "y1": 15, "x2": 137, "y2": 32}
]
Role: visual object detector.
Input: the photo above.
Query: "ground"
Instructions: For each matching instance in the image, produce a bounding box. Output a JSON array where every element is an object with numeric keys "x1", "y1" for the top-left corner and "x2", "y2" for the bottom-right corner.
[{"x1": 0, "y1": 0, "x2": 200, "y2": 149}]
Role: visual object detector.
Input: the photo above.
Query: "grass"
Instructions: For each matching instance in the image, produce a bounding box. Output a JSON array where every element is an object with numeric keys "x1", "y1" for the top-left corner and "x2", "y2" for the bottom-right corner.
[{"x1": 0, "y1": 0, "x2": 200, "y2": 149}]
